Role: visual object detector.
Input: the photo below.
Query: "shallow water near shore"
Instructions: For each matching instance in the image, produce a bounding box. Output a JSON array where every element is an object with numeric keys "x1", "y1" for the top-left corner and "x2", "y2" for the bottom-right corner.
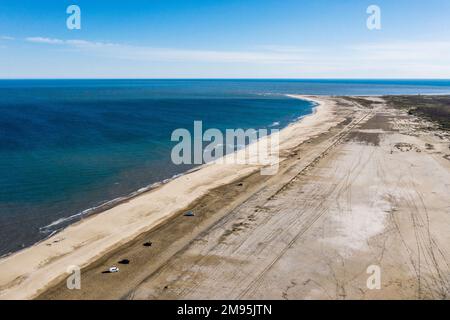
[{"x1": 1, "y1": 79, "x2": 450, "y2": 256}]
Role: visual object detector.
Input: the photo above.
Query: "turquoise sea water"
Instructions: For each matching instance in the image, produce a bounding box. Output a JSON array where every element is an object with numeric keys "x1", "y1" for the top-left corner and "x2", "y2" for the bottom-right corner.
[{"x1": 1, "y1": 79, "x2": 450, "y2": 255}]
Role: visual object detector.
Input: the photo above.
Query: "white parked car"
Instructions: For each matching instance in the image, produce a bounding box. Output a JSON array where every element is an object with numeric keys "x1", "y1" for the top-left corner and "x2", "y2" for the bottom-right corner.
[{"x1": 109, "y1": 266, "x2": 119, "y2": 273}]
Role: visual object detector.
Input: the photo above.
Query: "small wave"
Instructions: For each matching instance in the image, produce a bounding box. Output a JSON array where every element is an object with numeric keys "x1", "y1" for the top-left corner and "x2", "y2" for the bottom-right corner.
[
  {"x1": 38, "y1": 171, "x2": 194, "y2": 234},
  {"x1": 255, "y1": 92, "x2": 284, "y2": 97},
  {"x1": 269, "y1": 121, "x2": 280, "y2": 127},
  {"x1": 39, "y1": 215, "x2": 81, "y2": 233}
]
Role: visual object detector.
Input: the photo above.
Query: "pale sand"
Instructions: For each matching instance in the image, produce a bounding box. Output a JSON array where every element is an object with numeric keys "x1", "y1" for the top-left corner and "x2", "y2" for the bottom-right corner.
[
  {"x1": 0, "y1": 95, "x2": 341, "y2": 299},
  {"x1": 5, "y1": 95, "x2": 450, "y2": 300},
  {"x1": 37, "y1": 95, "x2": 450, "y2": 300},
  {"x1": 124, "y1": 97, "x2": 450, "y2": 300}
]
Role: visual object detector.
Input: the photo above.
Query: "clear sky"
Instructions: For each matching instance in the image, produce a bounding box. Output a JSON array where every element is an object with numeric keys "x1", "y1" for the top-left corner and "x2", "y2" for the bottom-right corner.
[{"x1": 1, "y1": 0, "x2": 450, "y2": 78}]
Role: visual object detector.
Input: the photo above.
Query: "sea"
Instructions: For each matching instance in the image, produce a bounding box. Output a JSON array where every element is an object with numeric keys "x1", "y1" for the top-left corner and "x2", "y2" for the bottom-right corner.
[{"x1": 1, "y1": 79, "x2": 450, "y2": 256}]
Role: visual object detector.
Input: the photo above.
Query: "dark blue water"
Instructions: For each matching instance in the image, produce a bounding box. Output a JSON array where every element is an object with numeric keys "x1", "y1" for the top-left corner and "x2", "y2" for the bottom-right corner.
[{"x1": 1, "y1": 79, "x2": 450, "y2": 255}]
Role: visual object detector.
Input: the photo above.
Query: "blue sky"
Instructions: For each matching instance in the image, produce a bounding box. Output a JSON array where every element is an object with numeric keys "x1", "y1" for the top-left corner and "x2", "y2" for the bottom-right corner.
[{"x1": 1, "y1": 0, "x2": 450, "y2": 78}]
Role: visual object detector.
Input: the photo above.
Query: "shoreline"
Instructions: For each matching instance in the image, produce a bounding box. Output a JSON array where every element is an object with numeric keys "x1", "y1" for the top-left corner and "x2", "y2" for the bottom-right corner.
[
  {"x1": 36, "y1": 94, "x2": 450, "y2": 300},
  {"x1": 0, "y1": 94, "x2": 315, "y2": 260},
  {"x1": 5, "y1": 94, "x2": 449, "y2": 300},
  {"x1": 4, "y1": 93, "x2": 443, "y2": 260},
  {"x1": 0, "y1": 95, "x2": 337, "y2": 299}
]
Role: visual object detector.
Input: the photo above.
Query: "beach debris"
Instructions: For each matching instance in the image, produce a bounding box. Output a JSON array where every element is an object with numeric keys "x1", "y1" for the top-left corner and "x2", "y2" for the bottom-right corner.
[
  {"x1": 143, "y1": 241, "x2": 152, "y2": 247},
  {"x1": 394, "y1": 142, "x2": 421, "y2": 153},
  {"x1": 109, "y1": 266, "x2": 120, "y2": 273},
  {"x1": 118, "y1": 259, "x2": 130, "y2": 265},
  {"x1": 183, "y1": 210, "x2": 195, "y2": 217}
]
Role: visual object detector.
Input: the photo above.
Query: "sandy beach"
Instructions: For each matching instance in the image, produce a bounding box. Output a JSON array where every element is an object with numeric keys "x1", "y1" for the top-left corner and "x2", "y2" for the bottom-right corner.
[
  {"x1": 0, "y1": 95, "x2": 339, "y2": 299},
  {"x1": 1, "y1": 95, "x2": 449, "y2": 300}
]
